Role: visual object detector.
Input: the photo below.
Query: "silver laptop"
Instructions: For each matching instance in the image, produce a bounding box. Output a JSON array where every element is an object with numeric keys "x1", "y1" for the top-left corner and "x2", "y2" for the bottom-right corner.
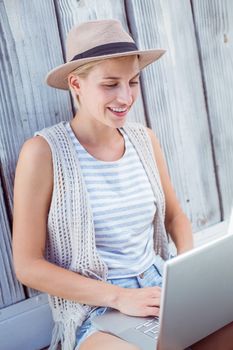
[{"x1": 92, "y1": 233, "x2": 233, "y2": 350}]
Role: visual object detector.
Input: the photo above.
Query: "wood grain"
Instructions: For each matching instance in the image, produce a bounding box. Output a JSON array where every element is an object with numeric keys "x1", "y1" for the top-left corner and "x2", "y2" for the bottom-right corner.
[
  {"x1": 0, "y1": 0, "x2": 73, "y2": 299},
  {"x1": 0, "y1": 0, "x2": 73, "y2": 208},
  {"x1": 191, "y1": 0, "x2": 233, "y2": 219},
  {"x1": 0, "y1": 176, "x2": 25, "y2": 308},
  {"x1": 126, "y1": 0, "x2": 221, "y2": 231},
  {"x1": 0, "y1": 0, "x2": 233, "y2": 348}
]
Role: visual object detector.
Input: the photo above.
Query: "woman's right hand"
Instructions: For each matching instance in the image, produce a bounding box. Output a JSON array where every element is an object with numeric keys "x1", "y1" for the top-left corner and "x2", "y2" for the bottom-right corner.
[{"x1": 116, "y1": 286, "x2": 161, "y2": 317}]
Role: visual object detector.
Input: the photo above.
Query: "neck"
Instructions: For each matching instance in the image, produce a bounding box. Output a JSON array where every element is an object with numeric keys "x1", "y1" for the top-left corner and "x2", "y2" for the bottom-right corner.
[{"x1": 70, "y1": 112, "x2": 123, "y2": 146}]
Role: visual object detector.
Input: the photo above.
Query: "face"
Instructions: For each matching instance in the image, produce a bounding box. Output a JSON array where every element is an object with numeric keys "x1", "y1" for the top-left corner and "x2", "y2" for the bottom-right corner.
[{"x1": 73, "y1": 56, "x2": 140, "y2": 128}]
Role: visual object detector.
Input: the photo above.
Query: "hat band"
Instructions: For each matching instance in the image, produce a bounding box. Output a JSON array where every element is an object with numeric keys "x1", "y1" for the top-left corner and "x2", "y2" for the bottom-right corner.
[{"x1": 70, "y1": 42, "x2": 138, "y2": 61}]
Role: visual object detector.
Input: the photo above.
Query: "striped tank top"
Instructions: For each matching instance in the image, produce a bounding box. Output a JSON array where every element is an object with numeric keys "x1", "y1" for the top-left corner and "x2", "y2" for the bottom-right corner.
[{"x1": 66, "y1": 121, "x2": 158, "y2": 279}]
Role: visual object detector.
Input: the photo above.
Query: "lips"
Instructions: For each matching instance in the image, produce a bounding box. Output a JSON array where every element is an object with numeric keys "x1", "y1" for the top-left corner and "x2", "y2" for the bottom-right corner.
[{"x1": 108, "y1": 106, "x2": 129, "y2": 118}]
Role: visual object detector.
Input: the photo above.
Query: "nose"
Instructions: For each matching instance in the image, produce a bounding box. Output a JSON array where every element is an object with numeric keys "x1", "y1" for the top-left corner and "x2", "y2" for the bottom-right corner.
[{"x1": 116, "y1": 84, "x2": 133, "y2": 106}]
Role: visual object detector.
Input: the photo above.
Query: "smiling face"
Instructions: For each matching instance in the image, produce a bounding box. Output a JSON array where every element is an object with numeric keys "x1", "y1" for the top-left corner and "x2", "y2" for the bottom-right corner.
[{"x1": 70, "y1": 55, "x2": 140, "y2": 128}]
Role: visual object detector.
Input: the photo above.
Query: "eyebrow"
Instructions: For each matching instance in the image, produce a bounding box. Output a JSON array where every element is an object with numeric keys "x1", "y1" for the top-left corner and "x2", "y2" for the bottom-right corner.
[{"x1": 102, "y1": 72, "x2": 140, "y2": 80}]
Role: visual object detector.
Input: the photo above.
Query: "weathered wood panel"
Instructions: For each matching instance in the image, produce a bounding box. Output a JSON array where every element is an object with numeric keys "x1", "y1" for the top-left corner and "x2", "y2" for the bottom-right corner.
[
  {"x1": 0, "y1": 0, "x2": 232, "y2": 348},
  {"x1": 126, "y1": 0, "x2": 220, "y2": 232},
  {"x1": 0, "y1": 0, "x2": 73, "y2": 298},
  {"x1": 0, "y1": 294, "x2": 53, "y2": 350},
  {"x1": 55, "y1": 0, "x2": 146, "y2": 124},
  {"x1": 191, "y1": 0, "x2": 233, "y2": 219},
  {"x1": 0, "y1": 176, "x2": 24, "y2": 308}
]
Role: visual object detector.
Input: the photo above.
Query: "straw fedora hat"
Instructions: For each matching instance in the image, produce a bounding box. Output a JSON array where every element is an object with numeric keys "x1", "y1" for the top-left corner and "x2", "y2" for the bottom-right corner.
[{"x1": 45, "y1": 19, "x2": 166, "y2": 90}]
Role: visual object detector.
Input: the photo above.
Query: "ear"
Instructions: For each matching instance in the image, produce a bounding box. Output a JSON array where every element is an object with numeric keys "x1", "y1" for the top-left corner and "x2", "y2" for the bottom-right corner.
[{"x1": 68, "y1": 74, "x2": 81, "y2": 93}]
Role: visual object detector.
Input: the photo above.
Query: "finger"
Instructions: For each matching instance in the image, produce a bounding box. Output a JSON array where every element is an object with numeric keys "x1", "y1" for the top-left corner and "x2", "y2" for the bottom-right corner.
[
  {"x1": 145, "y1": 306, "x2": 160, "y2": 317},
  {"x1": 148, "y1": 298, "x2": 161, "y2": 307},
  {"x1": 151, "y1": 290, "x2": 161, "y2": 297},
  {"x1": 148, "y1": 290, "x2": 162, "y2": 298}
]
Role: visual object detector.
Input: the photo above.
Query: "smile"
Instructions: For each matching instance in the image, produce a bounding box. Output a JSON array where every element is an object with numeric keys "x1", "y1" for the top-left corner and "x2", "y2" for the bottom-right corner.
[{"x1": 108, "y1": 107, "x2": 128, "y2": 112}]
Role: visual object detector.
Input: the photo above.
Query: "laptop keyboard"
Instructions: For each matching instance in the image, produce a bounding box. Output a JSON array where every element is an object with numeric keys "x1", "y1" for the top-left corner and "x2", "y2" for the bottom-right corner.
[{"x1": 135, "y1": 317, "x2": 160, "y2": 339}]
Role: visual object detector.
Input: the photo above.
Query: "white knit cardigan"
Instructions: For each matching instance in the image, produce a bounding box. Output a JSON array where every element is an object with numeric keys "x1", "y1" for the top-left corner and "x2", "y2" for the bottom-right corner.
[{"x1": 34, "y1": 120, "x2": 169, "y2": 350}]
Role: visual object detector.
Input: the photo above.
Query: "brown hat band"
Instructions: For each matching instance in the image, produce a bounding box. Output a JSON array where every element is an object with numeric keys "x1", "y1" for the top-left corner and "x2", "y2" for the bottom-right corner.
[{"x1": 70, "y1": 42, "x2": 138, "y2": 61}]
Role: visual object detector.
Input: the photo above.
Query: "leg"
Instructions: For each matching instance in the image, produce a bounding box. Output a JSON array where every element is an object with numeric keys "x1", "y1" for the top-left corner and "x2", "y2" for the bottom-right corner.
[
  {"x1": 191, "y1": 322, "x2": 233, "y2": 350},
  {"x1": 79, "y1": 331, "x2": 141, "y2": 350}
]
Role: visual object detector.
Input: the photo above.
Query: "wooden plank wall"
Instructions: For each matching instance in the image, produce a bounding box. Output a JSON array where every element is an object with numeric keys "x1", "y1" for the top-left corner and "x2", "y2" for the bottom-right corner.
[
  {"x1": 0, "y1": 178, "x2": 24, "y2": 307},
  {"x1": 191, "y1": 0, "x2": 233, "y2": 218},
  {"x1": 0, "y1": 0, "x2": 233, "y2": 347},
  {"x1": 126, "y1": 0, "x2": 220, "y2": 228},
  {"x1": 0, "y1": 0, "x2": 73, "y2": 301}
]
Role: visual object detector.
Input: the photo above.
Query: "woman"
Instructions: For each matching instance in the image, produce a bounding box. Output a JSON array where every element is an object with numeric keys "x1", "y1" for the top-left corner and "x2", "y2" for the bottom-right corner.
[{"x1": 12, "y1": 19, "x2": 194, "y2": 350}]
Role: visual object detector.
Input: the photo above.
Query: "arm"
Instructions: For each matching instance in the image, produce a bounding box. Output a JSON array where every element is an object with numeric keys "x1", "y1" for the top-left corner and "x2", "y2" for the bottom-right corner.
[
  {"x1": 12, "y1": 136, "x2": 161, "y2": 317},
  {"x1": 12, "y1": 136, "x2": 120, "y2": 308},
  {"x1": 147, "y1": 128, "x2": 194, "y2": 255}
]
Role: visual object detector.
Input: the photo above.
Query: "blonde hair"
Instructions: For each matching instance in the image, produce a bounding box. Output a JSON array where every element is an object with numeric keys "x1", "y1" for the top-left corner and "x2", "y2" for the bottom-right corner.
[
  {"x1": 68, "y1": 56, "x2": 138, "y2": 110},
  {"x1": 68, "y1": 59, "x2": 105, "y2": 110}
]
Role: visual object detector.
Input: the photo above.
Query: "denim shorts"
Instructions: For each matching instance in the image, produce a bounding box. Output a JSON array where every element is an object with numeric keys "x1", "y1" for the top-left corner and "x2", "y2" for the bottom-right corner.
[{"x1": 74, "y1": 255, "x2": 164, "y2": 349}]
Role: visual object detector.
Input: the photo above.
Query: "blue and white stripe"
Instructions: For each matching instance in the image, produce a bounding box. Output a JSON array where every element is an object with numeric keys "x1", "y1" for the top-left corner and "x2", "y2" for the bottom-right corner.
[{"x1": 66, "y1": 122, "x2": 157, "y2": 278}]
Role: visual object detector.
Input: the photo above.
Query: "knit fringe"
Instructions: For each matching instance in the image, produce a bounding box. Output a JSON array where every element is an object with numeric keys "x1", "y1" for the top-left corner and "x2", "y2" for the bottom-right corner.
[
  {"x1": 48, "y1": 321, "x2": 63, "y2": 350},
  {"x1": 48, "y1": 319, "x2": 79, "y2": 350},
  {"x1": 61, "y1": 319, "x2": 77, "y2": 350}
]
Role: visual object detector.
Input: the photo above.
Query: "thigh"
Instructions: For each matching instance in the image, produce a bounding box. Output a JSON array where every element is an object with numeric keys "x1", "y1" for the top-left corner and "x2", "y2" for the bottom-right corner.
[
  {"x1": 191, "y1": 322, "x2": 233, "y2": 350},
  {"x1": 78, "y1": 331, "x2": 140, "y2": 350}
]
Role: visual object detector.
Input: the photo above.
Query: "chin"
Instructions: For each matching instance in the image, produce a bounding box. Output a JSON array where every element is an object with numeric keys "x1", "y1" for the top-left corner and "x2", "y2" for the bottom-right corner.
[{"x1": 102, "y1": 118, "x2": 127, "y2": 129}]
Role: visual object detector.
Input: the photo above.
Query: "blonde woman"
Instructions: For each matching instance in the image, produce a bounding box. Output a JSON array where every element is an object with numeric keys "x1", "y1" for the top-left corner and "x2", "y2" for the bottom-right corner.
[{"x1": 12, "y1": 19, "x2": 214, "y2": 350}]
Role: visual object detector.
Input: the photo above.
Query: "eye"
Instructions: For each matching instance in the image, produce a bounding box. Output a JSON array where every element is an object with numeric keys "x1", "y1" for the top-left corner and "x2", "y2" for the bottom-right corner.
[
  {"x1": 130, "y1": 81, "x2": 139, "y2": 86},
  {"x1": 103, "y1": 83, "x2": 118, "y2": 88}
]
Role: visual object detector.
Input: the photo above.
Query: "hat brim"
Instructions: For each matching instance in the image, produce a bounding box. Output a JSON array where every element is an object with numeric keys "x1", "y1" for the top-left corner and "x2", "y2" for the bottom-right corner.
[{"x1": 45, "y1": 49, "x2": 166, "y2": 90}]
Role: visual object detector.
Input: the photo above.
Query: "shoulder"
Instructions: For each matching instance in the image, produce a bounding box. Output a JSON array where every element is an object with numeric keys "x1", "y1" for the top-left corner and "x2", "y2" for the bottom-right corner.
[
  {"x1": 124, "y1": 122, "x2": 157, "y2": 139},
  {"x1": 14, "y1": 135, "x2": 53, "y2": 210},
  {"x1": 136, "y1": 126, "x2": 164, "y2": 166},
  {"x1": 122, "y1": 121, "x2": 149, "y2": 139},
  {"x1": 144, "y1": 128, "x2": 168, "y2": 175},
  {"x1": 19, "y1": 135, "x2": 52, "y2": 165},
  {"x1": 23, "y1": 121, "x2": 68, "y2": 161},
  {"x1": 15, "y1": 135, "x2": 53, "y2": 189},
  {"x1": 14, "y1": 137, "x2": 54, "y2": 229},
  {"x1": 123, "y1": 122, "x2": 161, "y2": 154},
  {"x1": 125, "y1": 122, "x2": 160, "y2": 144},
  {"x1": 123, "y1": 121, "x2": 146, "y2": 131},
  {"x1": 145, "y1": 126, "x2": 160, "y2": 147},
  {"x1": 33, "y1": 121, "x2": 66, "y2": 139}
]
